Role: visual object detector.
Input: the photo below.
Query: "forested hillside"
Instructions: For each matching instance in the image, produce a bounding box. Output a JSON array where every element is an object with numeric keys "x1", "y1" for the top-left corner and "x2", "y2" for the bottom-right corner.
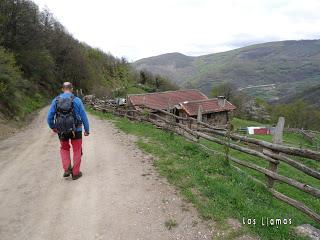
[
  {"x1": 0, "y1": 0, "x2": 177, "y2": 119},
  {"x1": 134, "y1": 40, "x2": 320, "y2": 100},
  {"x1": 277, "y1": 84, "x2": 320, "y2": 107}
]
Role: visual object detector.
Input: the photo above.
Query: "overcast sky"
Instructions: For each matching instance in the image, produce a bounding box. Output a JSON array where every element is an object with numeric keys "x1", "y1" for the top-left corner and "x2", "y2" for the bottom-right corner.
[{"x1": 33, "y1": 0, "x2": 320, "y2": 61}]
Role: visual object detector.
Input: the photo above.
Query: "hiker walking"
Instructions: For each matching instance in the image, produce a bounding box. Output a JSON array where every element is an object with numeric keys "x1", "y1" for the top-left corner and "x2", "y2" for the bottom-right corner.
[{"x1": 47, "y1": 82, "x2": 90, "y2": 180}]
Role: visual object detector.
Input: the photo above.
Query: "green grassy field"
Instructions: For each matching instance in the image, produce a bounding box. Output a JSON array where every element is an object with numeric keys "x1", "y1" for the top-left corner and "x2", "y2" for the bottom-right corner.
[
  {"x1": 126, "y1": 86, "x2": 146, "y2": 94},
  {"x1": 90, "y1": 109, "x2": 319, "y2": 240},
  {"x1": 231, "y1": 117, "x2": 265, "y2": 129}
]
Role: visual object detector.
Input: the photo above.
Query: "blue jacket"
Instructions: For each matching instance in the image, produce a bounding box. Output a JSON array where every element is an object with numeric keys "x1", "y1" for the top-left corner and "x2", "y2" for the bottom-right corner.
[{"x1": 47, "y1": 92, "x2": 90, "y2": 133}]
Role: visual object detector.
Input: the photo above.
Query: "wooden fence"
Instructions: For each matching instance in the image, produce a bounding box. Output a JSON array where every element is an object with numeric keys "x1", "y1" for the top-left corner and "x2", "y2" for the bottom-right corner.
[
  {"x1": 285, "y1": 128, "x2": 319, "y2": 149},
  {"x1": 87, "y1": 99, "x2": 320, "y2": 224}
]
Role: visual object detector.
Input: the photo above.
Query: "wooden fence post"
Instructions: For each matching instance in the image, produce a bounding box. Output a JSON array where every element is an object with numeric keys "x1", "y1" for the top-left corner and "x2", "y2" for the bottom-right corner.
[
  {"x1": 197, "y1": 105, "x2": 203, "y2": 133},
  {"x1": 223, "y1": 122, "x2": 231, "y2": 167},
  {"x1": 187, "y1": 116, "x2": 192, "y2": 129},
  {"x1": 266, "y1": 117, "x2": 285, "y2": 188},
  {"x1": 197, "y1": 106, "x2": 203, "y2": 122}
]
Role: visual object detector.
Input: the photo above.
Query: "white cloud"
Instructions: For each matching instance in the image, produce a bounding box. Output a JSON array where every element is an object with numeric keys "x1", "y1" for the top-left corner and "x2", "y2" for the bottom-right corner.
[{"x1": 33, "y1": 0, "x2": 320, "y2": 61}]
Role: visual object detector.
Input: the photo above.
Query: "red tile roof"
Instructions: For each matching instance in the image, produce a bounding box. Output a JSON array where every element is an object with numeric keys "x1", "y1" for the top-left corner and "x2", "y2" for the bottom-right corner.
[
  {"x1": 180, "y1": 98, "x2": 236, "y2": 116},
  {"x1": 127, "y1": 89, "x2": 208, "y2": 110}
]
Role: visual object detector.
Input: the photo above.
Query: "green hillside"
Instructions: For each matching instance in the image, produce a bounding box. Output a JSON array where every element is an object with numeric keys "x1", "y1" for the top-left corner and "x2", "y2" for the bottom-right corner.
[
  {"x1": 133, "y1": 53, "x2": 197, "y2": 86},
  {"x1": 134, "y1": 40, "x2": 320, "y2": 100},
  {"x1": 0, "y1": 0, "x2": 177, "y2": 119},
  {"x1": 277, "y1": 84, "x2": 320, "y2": 107}
]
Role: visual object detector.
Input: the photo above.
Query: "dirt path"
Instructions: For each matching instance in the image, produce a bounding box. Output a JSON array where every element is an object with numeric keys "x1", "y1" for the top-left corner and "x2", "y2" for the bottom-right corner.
[{"x1": 0, "y1": 108, "x2": 213, "y2": 240}]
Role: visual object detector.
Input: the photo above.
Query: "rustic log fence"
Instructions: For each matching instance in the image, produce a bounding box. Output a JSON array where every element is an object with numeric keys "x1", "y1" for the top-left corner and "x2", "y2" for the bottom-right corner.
[
  {"x1": 86, "y1": 98, "x2": 320, "y2": 224},
  {"x1": 285, "y1": 128, "x2": 320, "y2": 149}
]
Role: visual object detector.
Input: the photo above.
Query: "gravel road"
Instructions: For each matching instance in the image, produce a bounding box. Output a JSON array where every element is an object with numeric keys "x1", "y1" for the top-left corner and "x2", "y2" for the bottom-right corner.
[{"x1": 0, "y1": 107, "x2": 213, "y2": 240}]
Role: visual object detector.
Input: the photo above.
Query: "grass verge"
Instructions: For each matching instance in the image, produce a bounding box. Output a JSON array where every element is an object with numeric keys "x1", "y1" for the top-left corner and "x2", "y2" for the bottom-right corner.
[
  {"x1": 89, "y1": 109, "x2": 319, "y2": 240},
  {"x1": 0, "y1": 93, "x2": 47, "y2": 140},
  {"x1": 18, "y1": 93, "x2": 47, "y2": 118}
]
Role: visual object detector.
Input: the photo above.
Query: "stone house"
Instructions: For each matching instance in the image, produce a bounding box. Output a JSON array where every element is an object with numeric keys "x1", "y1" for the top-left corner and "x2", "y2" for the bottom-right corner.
[
  {"x1": 176, "y1": 97, "x2": 236, "y2": 125},
  {"x1": 127, "y1": 90, "x2": 236, "y2": 125}
]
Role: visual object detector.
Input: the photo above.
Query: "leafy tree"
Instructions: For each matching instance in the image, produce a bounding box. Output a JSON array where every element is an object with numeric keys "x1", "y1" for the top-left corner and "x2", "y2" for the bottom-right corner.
[
  {"x1": 268, "y1": 100, "x2": 320, "y2": 130},
  {"x1": 210, "y1": 82, "x2": 235, "y2": 100},
  {"x1": 0, "y1": 46, "x2": 29, "y2": 116},
  {"x1": 211, "y1": 82, "x2": 250, "y2": 118},
  {"x1": 137, "y1": 70, "x2": 178, "y2": 92},
  {"x1": 0, "y1": 0, "x2": 178, "y2": 117}
]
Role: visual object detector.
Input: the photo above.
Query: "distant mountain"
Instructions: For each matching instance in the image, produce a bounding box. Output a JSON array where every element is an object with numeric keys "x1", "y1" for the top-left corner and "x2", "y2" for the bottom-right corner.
[
  {"x1": 133, "y1": 40, "x2": 320, "y2": 100},
  {"x1": 134, "y1": 53, "x2": 196, "y2": 86}
]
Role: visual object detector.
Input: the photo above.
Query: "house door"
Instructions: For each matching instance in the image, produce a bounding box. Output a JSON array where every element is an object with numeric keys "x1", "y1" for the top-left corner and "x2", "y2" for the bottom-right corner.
[{"x1": 173, "y1": 108, "x2": 180, "y2": 123}]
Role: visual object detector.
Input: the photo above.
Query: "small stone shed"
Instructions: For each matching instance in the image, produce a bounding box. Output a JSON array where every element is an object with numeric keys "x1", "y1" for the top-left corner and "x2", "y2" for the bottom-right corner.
[
  {"x1": 127, "y1": 89, "x2": 207, "y2": 115},
  {"x1": 177, "y1": 97, "x2": 236, "y2": 125}
]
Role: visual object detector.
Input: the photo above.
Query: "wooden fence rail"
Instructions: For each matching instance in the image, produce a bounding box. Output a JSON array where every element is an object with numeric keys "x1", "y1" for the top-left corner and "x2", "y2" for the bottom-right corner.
[
  {"x1": 285, "y1": 128, "x2": 318, "y2": 144},
  {"x1": 87, "y1": 99, "x2": 320, "y2": 224},
  {"x1": 190, "y1": 124, "x2": 320, "y2": 161},
  {"x1": 135, "y1": 105, "x2": 320, "y2": 161}
]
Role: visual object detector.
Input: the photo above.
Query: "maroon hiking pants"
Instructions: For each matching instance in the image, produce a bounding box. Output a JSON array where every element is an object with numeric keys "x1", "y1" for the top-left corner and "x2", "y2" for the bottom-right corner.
[{"x1": 59, "y1": 132, "x2": 82, "y2": 175}]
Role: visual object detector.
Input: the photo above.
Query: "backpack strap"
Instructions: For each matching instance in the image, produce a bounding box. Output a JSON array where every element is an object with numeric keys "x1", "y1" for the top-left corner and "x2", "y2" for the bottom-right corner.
[
  {"x1": 70, "y1": 95, "x2": 75, "y2": 110},
  {"x1": 55, "y1": 96, "x2": 61, "y2": 112},
  {"x1": 70, "y1": 95, "x2": 79, "y2": 126}
]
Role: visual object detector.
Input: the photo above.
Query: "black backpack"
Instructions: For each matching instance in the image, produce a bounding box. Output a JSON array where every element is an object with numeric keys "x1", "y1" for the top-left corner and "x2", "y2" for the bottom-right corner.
[{"x1": 54, "y1": 96, "x2": 77, "y2": 135}]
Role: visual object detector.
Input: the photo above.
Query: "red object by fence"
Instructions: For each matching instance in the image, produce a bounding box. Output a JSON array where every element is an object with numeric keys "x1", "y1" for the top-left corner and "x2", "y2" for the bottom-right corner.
[{"x1": 254, "y1": 128, "x2": 270, "y2": 135}]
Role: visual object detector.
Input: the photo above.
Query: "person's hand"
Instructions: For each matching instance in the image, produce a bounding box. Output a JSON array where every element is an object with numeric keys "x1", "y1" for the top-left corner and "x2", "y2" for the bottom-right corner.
[
  {"x1": 84, "y1": 132, "x2": 90, "y2": 136},
  {"x1": 52, "y1": 128, "x2": 58, "y2": 133}
]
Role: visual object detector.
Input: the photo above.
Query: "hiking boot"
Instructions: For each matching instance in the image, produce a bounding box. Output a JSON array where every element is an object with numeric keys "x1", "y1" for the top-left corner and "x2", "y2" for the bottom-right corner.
[
  {"x1": 63, "y1": 165, "x2": 73, "y2": 178},
  {"x1": 72, "y1": 171, "x2": 82, "y2": 180}
]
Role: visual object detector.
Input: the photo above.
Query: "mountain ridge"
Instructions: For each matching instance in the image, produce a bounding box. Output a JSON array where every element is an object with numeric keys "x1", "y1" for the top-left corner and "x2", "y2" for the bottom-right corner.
[{"x1": 133, "y1": 39, "x2": 320, "y2": 100}]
